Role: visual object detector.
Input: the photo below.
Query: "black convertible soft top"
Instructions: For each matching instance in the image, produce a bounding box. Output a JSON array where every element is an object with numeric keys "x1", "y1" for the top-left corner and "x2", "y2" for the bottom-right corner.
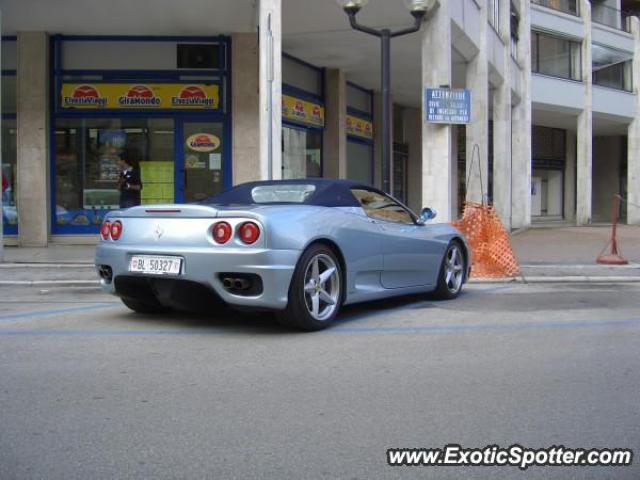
[{"x1": 207, "y1": 179, "x2": 372, "y2": 207}]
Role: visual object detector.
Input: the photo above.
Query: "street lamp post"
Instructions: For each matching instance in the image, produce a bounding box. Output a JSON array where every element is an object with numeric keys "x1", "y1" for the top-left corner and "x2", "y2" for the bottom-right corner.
[{"x1": 336, "y1": 0, "x2": 438, "y2": 194}]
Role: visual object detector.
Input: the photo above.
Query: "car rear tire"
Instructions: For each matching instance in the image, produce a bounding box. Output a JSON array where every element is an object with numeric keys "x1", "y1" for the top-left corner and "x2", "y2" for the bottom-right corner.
[
  {"x1": 433, "y1": 241, "x2": 465, "y2": 300},
  {"x1": 121, "y1": 297, "x2": 168, "y2": 314},
  {"x1": 276, "y1": 244, "x2": 344, "y2": 331}
]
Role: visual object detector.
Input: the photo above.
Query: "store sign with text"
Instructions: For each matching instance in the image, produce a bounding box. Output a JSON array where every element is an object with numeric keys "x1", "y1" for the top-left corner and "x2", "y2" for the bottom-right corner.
[
  {"x1": 346, "y1": 115, "x2": 374, "y2": 140},
  {"x1": 60, "y1": 83, "x2": 220, "y2": 110},
  {"x1": 425, "y1": 88, "x2": 471, "y2": 124},
  {"x1": 282, "y1": 95, "x2": 325, "y2": 128},
  {"x1": 186, "y1": 133, "x2": 221, "y2": 153}
]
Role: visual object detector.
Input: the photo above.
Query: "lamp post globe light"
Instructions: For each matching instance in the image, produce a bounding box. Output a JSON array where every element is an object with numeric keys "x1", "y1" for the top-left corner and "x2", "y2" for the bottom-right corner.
[{"x1": 337, "y1": 0, "x2": 438, "y2": 194}]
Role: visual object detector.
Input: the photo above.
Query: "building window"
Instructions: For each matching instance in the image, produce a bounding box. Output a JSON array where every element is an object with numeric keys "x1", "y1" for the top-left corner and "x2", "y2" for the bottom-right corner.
[
  {"x1": 2, "y1": 38, "x2": 17, "y2": 235},
  {"x1": 347, "y1": 141, "x2": 373, "y2": 185},
  {"x1": 532, "y1": 126, "x2": 566, "y2": 166},
  {"x1": 532, "y1": 32, "x2": 582, "y2": 81},
  {"x1": 591, "y1": 2, "x2": 631, "y2": 32},
  {"x1": 283, "y1": 55, "x2": 322, "y2": 97},
  {"x1": 54, "y1": 118, "x2": 175, "y2": 229},
  {"x1": 593, "y1": 61, "x2": 632, "y2": 91},
  {"x1": 2, "y1": 119, "x2": 17, "y2": 233},
  {"x1": 282, "y1": 126, "x2": 322, "y2": 179},
  {"x1": 282, "y1": 54, "x2": 324, "y2": 179},
  {"x1": 346, "y1": 82, "x2": 374, "y2": 185},
  {"x1": 532, "y1": 126, "x2": 566, "y2": 218},
  {"x1": 531, "y1": 0, "x2": 579, "y2": 16},
  {"x1": 488, "y1": 0, "x2": 500, "y2": 32},
  {"x1": 592, "y1": 44, "x2": 633, "y2": 92},
  {"x1": 51, "y1": 36, "x2": 231, "y2": 235},
  {"x1": 510, "y1": 3, "x2": 520, "y2": 60}
]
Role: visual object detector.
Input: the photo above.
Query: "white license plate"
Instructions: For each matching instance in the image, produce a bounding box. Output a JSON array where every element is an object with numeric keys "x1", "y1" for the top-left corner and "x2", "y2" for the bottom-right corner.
[{"x1": 129, "y1": 255, "x2": 182, "y2": 275}]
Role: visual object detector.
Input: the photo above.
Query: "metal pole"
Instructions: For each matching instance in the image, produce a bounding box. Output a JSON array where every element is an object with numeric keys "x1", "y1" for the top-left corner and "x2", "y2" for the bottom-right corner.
[
  {"x1": 381, "y1": 29, "x2": 391, "y2": 194},
  {"x1": 345, "y1": 8, "x2": 424, "y2": 194},
  {"x1": 267, "y1": 13, "x2": 274, "y2": 180}
]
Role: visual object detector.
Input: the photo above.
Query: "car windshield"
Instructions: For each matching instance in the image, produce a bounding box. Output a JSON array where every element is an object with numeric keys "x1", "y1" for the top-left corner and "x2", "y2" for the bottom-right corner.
[{"x1": 250, "y1": 185, "x2": 316, "y2": 204}]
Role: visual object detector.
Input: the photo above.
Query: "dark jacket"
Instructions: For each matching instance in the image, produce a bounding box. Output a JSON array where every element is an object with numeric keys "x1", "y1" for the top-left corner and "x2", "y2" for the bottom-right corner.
[{"x1": 119, "y1": 168, "x2": 142, "y2": 208}]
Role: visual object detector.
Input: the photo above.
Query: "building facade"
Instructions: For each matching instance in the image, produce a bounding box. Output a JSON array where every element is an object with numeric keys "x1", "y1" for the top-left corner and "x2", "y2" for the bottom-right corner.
[{"x1": 1, "y1": 0, "x2": 639, "y2": 246}]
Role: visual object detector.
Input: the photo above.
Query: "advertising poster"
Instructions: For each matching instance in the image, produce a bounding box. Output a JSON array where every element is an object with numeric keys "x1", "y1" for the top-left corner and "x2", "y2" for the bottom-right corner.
[
  {"x1": 140, "y1": 161, "x2": 174, "y2": 205},
  {"x1": 282, "y1": 95, "x2": 325, "y2": 128},
  {"x1": 61, "y1": 83, "x2": 220, "y2": 110}
]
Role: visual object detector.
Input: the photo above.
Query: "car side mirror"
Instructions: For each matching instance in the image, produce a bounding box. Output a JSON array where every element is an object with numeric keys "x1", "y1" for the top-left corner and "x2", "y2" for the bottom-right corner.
[{"x1": 419, "y1": 207, "x2": 437, "y2": 223}]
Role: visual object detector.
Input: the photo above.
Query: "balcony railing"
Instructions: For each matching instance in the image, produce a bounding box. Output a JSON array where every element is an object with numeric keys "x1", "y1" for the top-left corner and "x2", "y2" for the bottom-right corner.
[
  {"x1": 591, "y1": 4, "x2": 631, "y2": 33},
  {"x1": 531, "y1": 0, "x2": 579, "y2": 17}
]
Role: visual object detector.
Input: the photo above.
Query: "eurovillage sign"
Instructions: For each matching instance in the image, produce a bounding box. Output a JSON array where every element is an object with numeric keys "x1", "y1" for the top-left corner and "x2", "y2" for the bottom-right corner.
[
  {"x1": 60, "y1": 83, "x2": 220, "y2": 110},
  {"x1": 425, "y1": 88, "x2": 471, "y2": 124}
]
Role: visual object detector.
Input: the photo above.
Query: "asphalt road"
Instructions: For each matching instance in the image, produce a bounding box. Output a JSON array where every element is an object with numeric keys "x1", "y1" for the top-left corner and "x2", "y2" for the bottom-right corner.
[{"x1": 1, "y1": 282, "x2": 639, "y2": 480}]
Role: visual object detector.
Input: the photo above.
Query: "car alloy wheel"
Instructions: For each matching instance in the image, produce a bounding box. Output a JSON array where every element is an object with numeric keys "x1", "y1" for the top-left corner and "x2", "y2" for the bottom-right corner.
[
  {"x1": 444, "y1": 243, "x2": 464, "y2": 294},
  {"x1": 303, "y1": 253, "x2": 341, "y2": 321}
]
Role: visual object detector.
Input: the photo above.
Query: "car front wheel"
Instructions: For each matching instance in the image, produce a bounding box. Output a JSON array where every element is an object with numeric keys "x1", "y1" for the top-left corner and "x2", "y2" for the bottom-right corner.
[
  {"x1": 276, "y1": 244, "x2": 344, "y2": 331},
  {"x1": 433, "y1": 241, "x2": 465, "y2": 299}
]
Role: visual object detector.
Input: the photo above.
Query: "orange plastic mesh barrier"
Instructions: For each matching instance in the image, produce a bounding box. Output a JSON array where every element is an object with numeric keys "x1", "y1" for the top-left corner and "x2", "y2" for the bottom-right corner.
[{"x1": 452, "y1": 202, "x2": 520, "y2": 279}]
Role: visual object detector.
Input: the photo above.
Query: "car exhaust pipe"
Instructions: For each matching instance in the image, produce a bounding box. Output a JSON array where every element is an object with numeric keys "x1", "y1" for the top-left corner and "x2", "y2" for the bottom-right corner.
[
  {"x1": 98, "y1": 265, "x2": 113, "y2": 283},
  {"x1": 233, "y1": 278, "x2": 251, "y2": 290},
  {"x1": 222, "y1": 277, "x2": 234, "y2": 289}
]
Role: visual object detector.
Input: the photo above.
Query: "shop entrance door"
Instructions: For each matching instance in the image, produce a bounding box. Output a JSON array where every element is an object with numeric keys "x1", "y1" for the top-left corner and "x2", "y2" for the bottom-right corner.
[{"x1": 178, "y1": 120, "x2": 226, "y2": 203}]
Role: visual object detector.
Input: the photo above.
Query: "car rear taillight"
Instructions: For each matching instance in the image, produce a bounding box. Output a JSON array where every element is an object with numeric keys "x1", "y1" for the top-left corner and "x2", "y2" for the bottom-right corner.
[
  {"x1": 110, "y1": 221, "x2": 123, "y2": 241},
  {"x1": 100, "y1": 221, "x2": 111, "y2": 240},
  {"x1": 238, "y1": 222, "x2": 260, "y2": 245},
  {"x1": 212, "y1": 221, "x2": 232, "y2": 244}
]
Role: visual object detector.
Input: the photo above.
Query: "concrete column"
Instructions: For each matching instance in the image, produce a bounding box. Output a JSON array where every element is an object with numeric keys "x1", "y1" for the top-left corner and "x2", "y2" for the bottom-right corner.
[
  {"x1": 493, "y1": 0, "x2": 513, "y2": 230},
  {"x1": 404, "y1": 107, "x2": 422, "y2": 213},
  {"x1": 511, "y1": 0, "x2": 532, "y2": 229},
  {"x1": 323, "y1": 69, "x2": 347, "y2": 179},
  {"x1": 259, "y1": 0, "x2": 282, "y2": 180},
  {"x1": 465, "y1": 0, "x2": 489, "y2": 205},
  {"x1": 564, "y1": 130, "x2": 577, "y2": 222},
  {"x1": 421, "y1": 1, "x2": 454, "y2": 222},
  {"x1": 576, "y1": 0, "x2": 593, "y2": 225},
  {"x1": 232, "y1": 33, "x2": 260, "y2": 185},
  {"x1": 627, "y1": 17, "x2": 640, "y2": 225},
  {"x1": 17, "y1": 32, "x2": 49, "y2": 247}
]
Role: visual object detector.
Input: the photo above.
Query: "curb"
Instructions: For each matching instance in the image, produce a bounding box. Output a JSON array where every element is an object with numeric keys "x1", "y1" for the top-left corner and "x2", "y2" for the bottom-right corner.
[
  {"x1": 0, "y1": 280, "x2": 100, "y2": 286},
  {"x1": 1, "y1": 277, "x2": 639, "y2": 287},
  {"x1": 0, "y1": 263, "x2": 95, "y2": 269},
  {"x1": 470, "y1": 276, "x2": 640, "y2": 284}
]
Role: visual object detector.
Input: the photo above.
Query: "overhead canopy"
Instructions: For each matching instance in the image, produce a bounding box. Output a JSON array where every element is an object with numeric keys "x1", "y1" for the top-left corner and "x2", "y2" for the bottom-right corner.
[{"x1": 1, "y1": 0, "x2": 436, "y2": 107}]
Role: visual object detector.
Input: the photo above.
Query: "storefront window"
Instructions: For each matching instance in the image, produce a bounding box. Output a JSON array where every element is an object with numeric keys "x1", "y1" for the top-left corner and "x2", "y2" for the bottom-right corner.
[
  {"x1": 531, "y1": 126, "x2": 566, "y2": 218},
  {"x1": 2, "y1": 56, "x2": 18, "y2": 234},
  {"x1": 282, "y1": 126, "x2": 321, "y2": 179},
  {"x1": 346, "y1": 83, "x2": 374, "y2": 186},
  {"x1": 54, "y1": 118, "x2": 174, "y2": 230},
  {"x1": 2, "y1": 119, "x2": 17, "y2": 233},
  {"x1": 347, "y1": 141, "x2": 373, "y2": 185}
]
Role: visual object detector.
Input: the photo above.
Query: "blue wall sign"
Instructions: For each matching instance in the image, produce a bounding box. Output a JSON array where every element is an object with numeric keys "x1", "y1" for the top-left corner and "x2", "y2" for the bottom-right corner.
[{"x1": 425, "y1": 88, "x2": 471, "y2": 124}]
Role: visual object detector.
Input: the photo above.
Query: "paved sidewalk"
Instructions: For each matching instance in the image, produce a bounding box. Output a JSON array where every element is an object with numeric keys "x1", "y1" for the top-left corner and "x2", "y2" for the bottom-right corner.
[
  {"x1": 2, "y1": 244, "x2": 95, "y2": 264},
  {"x1": 511, "y1": 225, "x2": 640, "y2": 264},
  {"x1": 1, "y1": 225, "x2": 639, "y2": 283}
]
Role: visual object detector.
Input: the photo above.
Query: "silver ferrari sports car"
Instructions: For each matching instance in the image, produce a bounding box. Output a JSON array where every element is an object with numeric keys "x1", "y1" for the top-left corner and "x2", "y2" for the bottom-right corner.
[{"x1": 95, "y1": 179, "x2": 470, "y2": 330}]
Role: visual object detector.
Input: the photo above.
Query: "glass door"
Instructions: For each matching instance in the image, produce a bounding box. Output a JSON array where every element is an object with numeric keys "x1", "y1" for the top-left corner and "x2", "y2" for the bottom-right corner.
[{"x1": 179, "y1": 120, "x2": 225, "y2": 202}]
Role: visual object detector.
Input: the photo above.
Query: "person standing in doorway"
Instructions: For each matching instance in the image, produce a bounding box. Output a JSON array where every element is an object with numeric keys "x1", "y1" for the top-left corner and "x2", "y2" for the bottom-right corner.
[{"x1": 117, "y1": 154, "x2": 142, "y2": 208}]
